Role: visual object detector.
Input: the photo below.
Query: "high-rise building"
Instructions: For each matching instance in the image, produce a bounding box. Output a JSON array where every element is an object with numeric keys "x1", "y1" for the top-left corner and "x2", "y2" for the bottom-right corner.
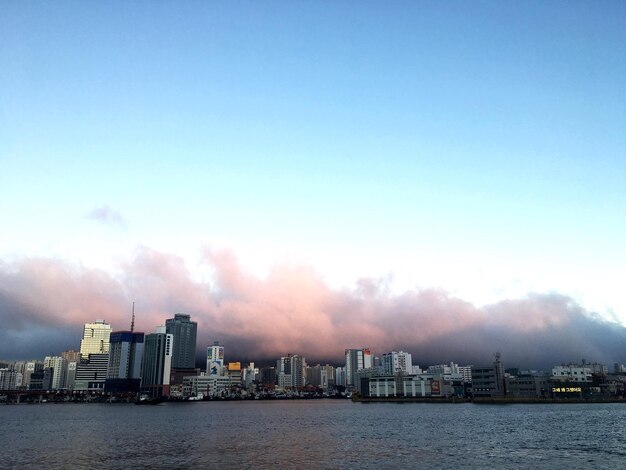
[
  {"x1": 165, "y1": 314, "x2": 198, "y2": 369},
  {"x1": 80, "y1": 320, "x2": 112, "y2": 358},
  {"x1": 277, "y1": 354, "x2": 306, "y2": 390},
  {"x1": 74, "y1": 354, "x2": 109, "y2": 392},
  {"x1": 381, "y1": 351, "x2": 413, "y2": 376},
  {"x1": 43, "y1": 356, "x2": 65, "y2": 390},
  {"x1": 106, "y1": 331, "x2": 145, "y2": 393},
  {"x1": 206, "y1": 341, "x2": 225, "y2": 376},
  {"x1": 60, "y1": 350, "x2": 81, "y2": 390},
  {"x1": 335, "y1": 366, "x2": 346, "y2": 388},
  {"x1": 306, "y1": 364, "x2": 335, "y2": 389},
  {"x1": 0, "y1": 369, "x2": 18, "y2": 390},
  {"x1": 22, "y1": 361, "x2": 43, "y2": 390},
  {"x1": 345, "y1": 348, "x2": 372, "y2": 389},
  {"x1": 141, "y1": 326, "x2": 173, "y2": 397}
]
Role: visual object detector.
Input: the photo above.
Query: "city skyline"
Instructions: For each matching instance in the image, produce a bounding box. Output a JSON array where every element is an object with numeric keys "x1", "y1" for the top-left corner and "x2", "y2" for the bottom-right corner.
[{"x1": 2, "y1": 3, "x2": 625, "y2": 366}]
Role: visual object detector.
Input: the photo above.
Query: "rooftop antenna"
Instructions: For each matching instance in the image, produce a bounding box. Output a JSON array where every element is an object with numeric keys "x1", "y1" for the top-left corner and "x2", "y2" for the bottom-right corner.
[{"x1": 130, "y1": 302, "x2": 135, "y2": 332}]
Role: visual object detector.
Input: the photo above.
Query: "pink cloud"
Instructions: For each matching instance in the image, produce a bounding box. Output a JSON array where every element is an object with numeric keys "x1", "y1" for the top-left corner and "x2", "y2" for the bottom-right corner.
[{"x1": 1, "y1": 246, "x2": 625, "y2": 367}]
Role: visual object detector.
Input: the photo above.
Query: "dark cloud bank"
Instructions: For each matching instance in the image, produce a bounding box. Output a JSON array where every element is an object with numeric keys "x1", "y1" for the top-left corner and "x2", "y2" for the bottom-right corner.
[{"x1": 1, "y1": 248, "x2": 625, "y2": 369}]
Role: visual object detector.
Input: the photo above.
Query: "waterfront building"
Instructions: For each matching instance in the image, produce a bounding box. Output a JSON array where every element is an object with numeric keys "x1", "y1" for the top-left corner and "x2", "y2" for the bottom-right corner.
[
  {"x1": 29, "y1": 371, "x2": 44, "y2": 390},
  {"x1": 74, "y1": 354, "x2": 109, "y2": 392},
  {"x1": 381, "y1": 351, "x2": 413, "y2": 376},
  {"x1": 335, "y1": 366, "x2": 346, "y2": 388},
  {"x1": 306, "y1": 364, "x2": 333, "y2": 389},
  {"x1": 361, "y1": 374, "x2": 445, "y2": 398},
  {"x1": 471, "y1": 353, "x2": 506, "y2": 398},
  {"x1": 0, "y1": 368, "x2": 18, "y2": 390},
  {"x1": 552, "y1": 364, "x2": 593, "y2": 383},
  {"x1": 345, "y1": 348, "x2": 372, "y2": 390},
  {"x1": 243, "y1": 362, "x2": 258, "y2": 391},
  {"x1": 11, "y1": 362, "x2": 26, "y2": 389},
  {"x1": 106, "y1": 331, "x2": 145, "y2": 393},
  {"x1": 22, "y1": 361, "x2": 43, "y2": 390},
  {"x1": 165, "y1": 313, "x2": 197, "y2": 369},
  {"x1": 141, "y1": 326, "x2": 173, "y2": 397},
  {"x1": 79, "y1": 320, "x2": 112, "y2": 358},
  {"x1": 183, "y1": 374, "x2": 232, "y2": 398},
  {"x1": 206, "y1": 341, "x2": 225, "y2": 376},
  {"x1": 277, "y1": 354, "x2": 306, "y2": 390},
  {"x1": 61, "y1": 350, "x2": 81, "y2": 390},
  {"x1": 227, "y1": 362, "x2": 242, "y2": 386},
  {"x1": 258, "y1": 367, "x2": 276, "y2": 390},
  {"x1": 43, "y1": 356, "x2": 65, "y2": 390},
  {"x1": 506, "y1": 373, "x2": 550, "y2": 398}
]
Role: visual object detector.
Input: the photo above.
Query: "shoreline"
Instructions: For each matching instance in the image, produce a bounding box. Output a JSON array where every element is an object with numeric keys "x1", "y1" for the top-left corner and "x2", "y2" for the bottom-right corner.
[{"x1": 352, "y1": 395, "x2": 626, "y2": 404}]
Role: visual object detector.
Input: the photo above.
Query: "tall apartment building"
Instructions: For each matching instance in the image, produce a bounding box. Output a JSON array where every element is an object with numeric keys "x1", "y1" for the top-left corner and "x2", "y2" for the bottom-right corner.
[
  {"x1": 165, "y1": 314, "x2": 197, "y2": 369},
  {"x1": 43, "y1": 356, "x2": 65, "y2": 390},
  {"x1": 61, "y1": 350, "x2": 81, "y2": 390},
  {"x1": 141, "y1": 326, "x2": 173, "y2": 397},
  {"x1": 345, "y1": 348, "x2": 372, "y2": 389},
  {"x1": 0, "y1": 369, "x2": 18, "y2": 390},
  {"x1": 80, "y1": 320, "x2": 112, "y2": 357},
  {"x1": 381, "y1": 351, "x2": 413, "y2": 376},
  {"x1": 277, "y1": 354, "x2": 306, "y2": 390}
]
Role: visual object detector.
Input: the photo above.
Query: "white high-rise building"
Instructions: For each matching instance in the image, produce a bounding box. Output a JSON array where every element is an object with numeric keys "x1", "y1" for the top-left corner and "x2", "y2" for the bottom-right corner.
[
  {"x1": 206, "y1": 341, "x2": 225, "y2": 376},
  {"x1": 381, "y1": 351, "x2": 413, "y2": 376},
  {"x1": 80, "y1": 320, "x2": 112, "y2": 357},
  {"x1": 276, "y1": 354, "x2": 306, "y2": 390}
]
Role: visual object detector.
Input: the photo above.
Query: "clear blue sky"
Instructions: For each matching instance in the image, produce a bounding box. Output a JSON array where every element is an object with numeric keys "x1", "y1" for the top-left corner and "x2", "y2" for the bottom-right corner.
[{"x1": 1, "y1": 2, "x2": 625, "y2": 319}]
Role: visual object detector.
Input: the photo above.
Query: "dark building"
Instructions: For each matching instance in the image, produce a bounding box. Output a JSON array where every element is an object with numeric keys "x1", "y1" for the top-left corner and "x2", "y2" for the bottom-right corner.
[
  {"x1": 105, "y1": 331, "x2": 144, "y2": 393},
  {"x1": 141, "y1": 327, "x2": 173, "y2": 397},
  {"x1": 165, "y1": 314, "x2": 198, "y2": 369},
  {"x1": 29, "y1": 371, "x2": 44, "y2": 390},
  {"x1": 259, "y1": 367, "x2": 277, "y2": 390},
  {"x1": 471, "y1": 353, "x2": 506, "y2": 398}
]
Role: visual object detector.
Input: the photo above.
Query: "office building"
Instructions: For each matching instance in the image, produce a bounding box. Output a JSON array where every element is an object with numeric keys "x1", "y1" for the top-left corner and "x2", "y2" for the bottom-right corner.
[
  {"x1": 471, "y1": 353, "x2": 506, "y2": 398},
  {"x1": 106, "y1": 331, "x2": 145, "y2": 393},
  {"x1": 74, "y1": 354, "x2": 109, "y2": 392},
  {"x1": 80, "y1": 320, "x2": 112, "y2": 357},
  {"x1": 165, "y1": 313, "x2": 198, "y2": 369},
  {"x1": 141, "y1": 326, "x2": 173, "y2": 397}
]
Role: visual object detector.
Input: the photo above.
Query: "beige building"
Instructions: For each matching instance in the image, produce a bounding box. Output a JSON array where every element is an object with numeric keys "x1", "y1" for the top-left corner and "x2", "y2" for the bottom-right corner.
[{"x1": 80, "y1": 320, "x2": 112, "y2": 357}]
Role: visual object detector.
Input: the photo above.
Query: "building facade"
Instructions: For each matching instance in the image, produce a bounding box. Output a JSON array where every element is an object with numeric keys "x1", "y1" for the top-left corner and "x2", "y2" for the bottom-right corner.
[
  {"x1": 74, "y1": 354, "x2": 109, "y2": 392},
  {"x1": 381, "y1": 351, "x2": 413, "y2": 376},
  {"x1": 165, "y1": 314, "x2": 197, "y2": 369},
  {"x1": 106, "y1": 331, "x2": 145, "y2": 393},
  {"x1": 79, "y1": 320, "x2": 112, "y2": 358},
  {"x1": 345, "y1": 348, "x2": 372, "y2": 390},
  {"x1": 206, "y1": 341, "x2": 225, "y2": 376},
  {"x1": 141, "y1": 326, "x2": 173, "y2": 397},
  {"x1": 471, "y1": 354, "x2": 506, "y2": 398}
]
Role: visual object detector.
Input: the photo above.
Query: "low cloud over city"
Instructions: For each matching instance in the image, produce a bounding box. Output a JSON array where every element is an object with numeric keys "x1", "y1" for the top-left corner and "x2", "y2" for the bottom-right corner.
[{"x1": 1, "y1": 247, "x2": 625, "y2": 368}]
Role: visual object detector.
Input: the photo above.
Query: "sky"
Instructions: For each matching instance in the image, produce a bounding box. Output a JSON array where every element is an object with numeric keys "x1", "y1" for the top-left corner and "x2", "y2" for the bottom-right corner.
[{"x1": 1, "y1": 2, "x2": 625, "y2": 367}]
